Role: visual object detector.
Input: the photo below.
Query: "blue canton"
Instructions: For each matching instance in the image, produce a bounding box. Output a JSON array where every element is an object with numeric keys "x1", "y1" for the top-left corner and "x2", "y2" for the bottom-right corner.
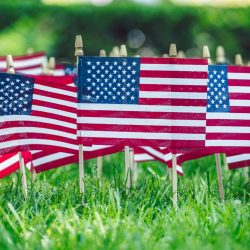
[
  {"x1": 207, "y1": 65, "x2": 230, "y2": 112},
  {"x1": 78, "y1": 57, "x2": 140, "y2": 104},
  {"x1": 0, "y1": 73, "x2": 34, "y2": 116}
]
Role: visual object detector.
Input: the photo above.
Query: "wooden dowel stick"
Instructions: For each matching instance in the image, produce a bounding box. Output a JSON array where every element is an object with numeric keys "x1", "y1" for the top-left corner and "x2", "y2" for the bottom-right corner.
[
  {"x1": 172, "y1": 154, "x2": 178, "y2": 210},
  {"x1": 18, "y1": 152, "x2": 28, "y2": 199},
  {"x1": 79, "y1": 144, "x2": 84, "y2": 195},
  {"x1": 97, "y1": 156, "x2": 103, "y2": 180},
  {"x1": 215, "y1": 153, "x2": 225, "y2": 201},
  {"x1": 129, "y1": 149, "x2": 137, "y2": 188},
  {"x1": 223, "y1": 153, "x2": 228, "y2": 170},
  {"x1": 124, "y1": 146, "x2": 131, "y2": 194},
  {"x1": 75, "y1": 35, "x2": 85, "y2": 198},
  {"x1": 243, "y1": 168, "x2": 249, "y2": 184},
  {"x1": 169, "y1": 44, "x2": 178, "y2": 210}
]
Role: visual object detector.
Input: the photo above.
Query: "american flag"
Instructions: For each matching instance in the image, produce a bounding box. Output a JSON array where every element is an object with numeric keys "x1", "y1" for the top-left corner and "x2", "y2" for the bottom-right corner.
[
  {"x1": 0, "y1": 73, "x2": 78, "y2": 155},
  {"x1": 0, "y1": 151, "x2": 32, "y2": 178},
  {"x1": 77, "y1": 56, "x2": 208, "y2": 151},
  {"x1": 0, "y1": 52, "x2": 46, "y2": 75},
  {"x1": 206, "y1": 65, "x2": 250, "y2": 152},
  {"x1": 226, "y1": 153, "x2": 250, "y2": 170}
]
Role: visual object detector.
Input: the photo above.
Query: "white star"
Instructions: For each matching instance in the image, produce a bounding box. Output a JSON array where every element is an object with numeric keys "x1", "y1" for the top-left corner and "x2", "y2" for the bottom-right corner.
[
  {"x1": 223, "y1": 104, "x2": 227, "y2": 109},
  {"x1": 87, "y1": 61, "x2": 91, "y2": 65},
  {"x1": 131, "y1": 96, "x2": 135, "y2": 100},
  {"x1": 132, "y1": 61, "x2": 137, "y2": 66},
  {"x1": 96, "y1": 61, "x2": 100, "y2": 65},
  {"x1": 121, "y1": 95, "x2": 125, "y2": 100},
  {"x1": 121, "y1": 87, "x2": 126, "y2": 91}
]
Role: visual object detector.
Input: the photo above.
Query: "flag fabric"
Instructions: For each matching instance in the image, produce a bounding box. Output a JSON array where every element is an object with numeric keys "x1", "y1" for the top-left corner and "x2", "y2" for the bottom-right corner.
[
  {"x1": 77, "y1": 56, "x2": 208, "y2": 152},
  {"x1": 206, "y1": 65, "x2": 250, "y2": 153},
  {"x1": 0, "y1": 52, "x2": 46, "y2": 75},
  {"x1": 226, "y1": 153, "x2": 250, "y2": 169},
  {"x1": 0, "y1": 151, "x2": 32, "y2": 179},
  {"x1": 0, "y1": 73, "x2": 78, "y2": 155}
]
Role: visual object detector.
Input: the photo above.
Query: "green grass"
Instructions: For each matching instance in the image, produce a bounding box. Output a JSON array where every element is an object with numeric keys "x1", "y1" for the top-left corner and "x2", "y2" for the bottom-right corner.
[{"x1": 0, "y1": 152, "x2": 249, "y2": 250}]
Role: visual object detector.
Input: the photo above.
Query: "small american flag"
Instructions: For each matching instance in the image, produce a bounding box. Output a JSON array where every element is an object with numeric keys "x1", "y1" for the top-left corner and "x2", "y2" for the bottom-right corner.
[
  {"x1": 0, "y1": 73, "x2": 77, "y2": 154},
  {"x1": 78, "y1": 56, "x2": 208, "y2": 152},
  {"x1": 206, "y1": 65, "x2": 250, "y2": 152}
]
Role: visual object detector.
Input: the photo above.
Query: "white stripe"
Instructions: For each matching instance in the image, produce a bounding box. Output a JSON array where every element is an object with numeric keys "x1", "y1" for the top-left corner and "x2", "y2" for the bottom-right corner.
[
  {"x1": 17, "y1": 68, "x2": 43, "y2": 75},
  {"x1": 139, "y1": 91, "x2": 207, "y2": 99},
  {"x1": 0, "y1": 115, "x2": 76, "y2": 129},
  {"x1": 78, "y1": 103, "x2": 206, "y2": 113},
  {"x1": 206, "y1": 126, "x2": 250, "y2": 133},
  {"x1": 227, "y1": 154, "x2": 250, "y2": 163},
  {"x1": 229, "y1": 86, "x2": 250, "y2": 93},
  {"x1": 141, "y1": 146, "x2": 165, "y2": 160},
  {"x1": 0, "y1": 154, "x2": 19, "y2": 171},
  {"x1": 78, "y1": 117, "x2": 205, "y2": 127},
  {"x1": 228, "y1": 72, "x2": 250, "y2": 80},
  {"x1": 176, "y1": 165, "x2": 183, "y2": 174},
  {"x1": 33, "y1": 94, "x2": 76, "y2": 108},
  {"x1": 0, "y1": 55, "x2": 46, "y2": 68},
  {"x1": 230, "y1": 100, "x2": 250, "y2": 106},
  {"x1": 0, "y1": 139, "x2": 78, "y2": 150},
  {"x1": 206, "y1": 140, "x2": 250, "y2": 147},
  {"x1": 32, "y1": 105, "x2": 76, "y2": 119},
  {"x1": 35, "y1": 84, "x2": 76, "y2": 98},
  {"x1": 140, "y1": 63, "x2": 208, "y2": 72},
  {"x1": 134, "y1": 153, "x2": 154, "y2": 161},
  {"x1": 33, "y1": 152, "x2": 73, "y2": 166},
  {"x1": 206, "y1": 112, "x2": 250, "y2": 120},
  {"x1": 81, "y1": 131, "x2": 205, "y2": 140},
  {"x1": 0, "y1": 127, "x2": 76, "y2": 140},
  {"x1": 54, "y1": 69, "x2": 65, "y2": 76},
  {"x1": 140, "y1": 77, "x2": 207, "y2": 86}
]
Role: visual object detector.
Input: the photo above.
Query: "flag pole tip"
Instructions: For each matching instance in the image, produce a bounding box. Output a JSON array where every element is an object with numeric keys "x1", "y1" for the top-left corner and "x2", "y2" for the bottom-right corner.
[
  {"x1": 75, "y1": 35, "x2": 83, "y2": 56},
  {"x1": 169, "y1": 43, "x2": 177, "y2": 57},
  {"x1": 99, "y1": 49, "x2": 107, "y2": 57},
  {"x1": 120, "y1": 44, "x2": 127, "y2": 57},
  {"x1": 235, "y1": 54, "x2": 243, "y2": 66}
]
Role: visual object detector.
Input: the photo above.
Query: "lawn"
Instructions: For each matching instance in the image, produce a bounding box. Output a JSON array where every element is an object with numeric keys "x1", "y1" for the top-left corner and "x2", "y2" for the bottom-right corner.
[{"x1": 0, "y1": 152, "x2": 249, "y2": 250}]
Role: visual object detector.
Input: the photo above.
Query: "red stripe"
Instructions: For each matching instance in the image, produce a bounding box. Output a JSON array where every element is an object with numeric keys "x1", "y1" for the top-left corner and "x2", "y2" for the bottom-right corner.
[
  {"x1": 228, "y1": 79, "x2": 250, "y2": 86},
  {"x1": 32, "y1": 99, "x2": 76, "y2": 113},
  {"x1": 140, "y1": 70, "x2": 207, "y2": 79},
  {"x1": 80, "y1": 137, "x2": 205, "y2": 150},
  {"x1": 228, "y1": 65, "x2": 250, "y2": 73},
  {"x1": 229, "y1": 93, "x2": 250, "y2": 99},
  {"x1": 228, "y1": 160, "x2": 250, "y2": 170},
  {"x1": 0, "y1": 52, "x2": 45, "y2": 61},
  {"x1": 80, "y1": 124, "x2": 205, "y2": 134},
  {"x1": 206, "y1": 120, "x2": 250, "y2": 127},
  {"x1": 0, "y1": 120, "x2": 76, "y2": 134},
  {"x1": 0, "y1": 133, "x2": 76, "y2": 145},
  {"x1": 34, "y1": 75, "x2": 74, "y2": 85},
  {"x1": 79, "y1": 110, "x2": 206, "y2": 120},
  {"x1": 139, "y1": 98, "x2": 206, "y2": 106},
  {"x1": 139, "y1": 84, "x2": 207, "y2": 92},
  {"x1": 141, "y1": 57, "x2": 208, "y2": 65},
  {"x1": 0, "y1": 164, "x2": 20, "y2": 178},
  {"x1": 230, "y1": 106, "x2": 250, "y2": 113},
  {"x1": 33, "y1": 89, "x2": 76, "y2": 103}
]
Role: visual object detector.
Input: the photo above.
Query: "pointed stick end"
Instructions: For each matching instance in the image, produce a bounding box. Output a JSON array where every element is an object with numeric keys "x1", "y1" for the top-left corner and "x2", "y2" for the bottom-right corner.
[
  {"x1": 99, "y1": 49, "x2": 107, "y2": 57},
  {"x1": 235, "y1": 54, "x2": 243, "y2": 66},
  {"x1": 75, "y1": 35, "x2": 83, "y2": 56},
  {"x1": 120, "y1": 44, "x2": 127, "y2": 57},
  {"x1": 169, "y1": 43, "x2": 177, "y2": 57}
]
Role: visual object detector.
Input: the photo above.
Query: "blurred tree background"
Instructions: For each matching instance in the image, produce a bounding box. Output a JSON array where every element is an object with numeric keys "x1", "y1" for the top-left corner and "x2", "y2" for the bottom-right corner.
[{"x1": 1, "y1": 0, "x2": 250, "y2": 63}]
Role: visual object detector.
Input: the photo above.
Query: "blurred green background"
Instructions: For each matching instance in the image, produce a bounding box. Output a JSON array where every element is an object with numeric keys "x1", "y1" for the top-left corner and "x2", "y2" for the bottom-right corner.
[{"x1": 1, "y1": 0, "x2": 250, "y2": 63}]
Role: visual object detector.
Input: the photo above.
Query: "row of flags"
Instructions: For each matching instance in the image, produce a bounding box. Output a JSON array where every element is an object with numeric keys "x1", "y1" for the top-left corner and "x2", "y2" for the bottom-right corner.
[{"x1": 0, "y1": 50, "x2": 249, "y2": 180}]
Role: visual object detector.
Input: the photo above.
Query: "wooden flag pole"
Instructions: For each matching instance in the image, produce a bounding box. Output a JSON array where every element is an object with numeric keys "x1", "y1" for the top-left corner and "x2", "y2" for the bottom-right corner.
[
  {"x1": 6, "y1": 55, "x2": 28, "y2": 199},
  {"x1": 119, "y1": 44, "x2": 131, "y2": 194},
  {"x1": 169, "y1": 43, "x2": 178, "y2": 210},
  {"x1": 205, "y1": 46, "x2": 225, "y2": 201},
  {"x1": 124, "y1": 146, "x2": 131, "y2": 194},
  {"x1": 129, "y1": 148, "x2": 137, "y2": 188},
  {"x1": 26, "y1": 48, "x2": 34, "y2": 55},
  {"x1": 99, "y1": 49, "x2": 107, "y2": 57},
  {"x1": 235, "y1": 54, "x2": 249, "y2": 184},
  {"x1": 75, "y1": 35, "x2": 85, "y2": 197},
  {"x1": 48, "y1": 57, "x2": 55, "y2": 76}
]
